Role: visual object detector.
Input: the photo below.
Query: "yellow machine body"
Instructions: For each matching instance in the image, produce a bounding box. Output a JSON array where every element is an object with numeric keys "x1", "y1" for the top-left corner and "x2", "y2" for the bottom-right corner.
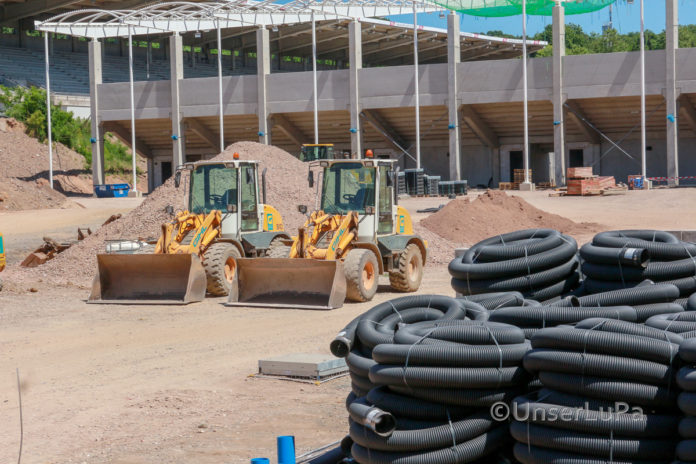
[
  {"x1": 0, "y1": 233, "x2": 5, "y2": 272},
  {"x1": 89, "y1": 160, "x2": 288, "y2": 305},
  {"x1": 229, "y1": 159, "x2": 426, "y2": 310}
]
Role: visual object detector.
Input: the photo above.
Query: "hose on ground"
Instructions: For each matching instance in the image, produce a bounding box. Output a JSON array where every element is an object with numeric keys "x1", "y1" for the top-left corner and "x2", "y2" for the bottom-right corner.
[
  {"x1": 449, "y1": 229, "x2": 579, "y2": 299},
  {"x1": 580, "y1": 230, "x2": 696, "y2": 297},
  {"x1": 551, "y1": 283, "x2": 680, "y2": 308},
  {"x1": 488, "y1": 305, "x2": 637, "y2": 333}
]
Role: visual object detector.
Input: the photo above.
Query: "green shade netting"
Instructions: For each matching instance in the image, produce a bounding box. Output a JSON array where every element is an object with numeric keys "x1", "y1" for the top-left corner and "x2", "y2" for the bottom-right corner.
[{"x1": 431, "y1": 0, "x2": 617, "y2": 17}]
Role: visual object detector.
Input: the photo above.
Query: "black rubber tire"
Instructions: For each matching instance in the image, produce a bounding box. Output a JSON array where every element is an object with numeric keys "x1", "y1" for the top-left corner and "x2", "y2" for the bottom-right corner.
[
  {"x1": 203, "y1": 242, "x2": 241, "y2": 296},
  {"x1": 266, "y1": 237, "x2": 291, "y2": 258},
  {"x1": 389, "y1": 243, "x2": 424, "y2": 292},
  {"x1": 345, "y1": 248, "x2": 380, "y2": 302}
]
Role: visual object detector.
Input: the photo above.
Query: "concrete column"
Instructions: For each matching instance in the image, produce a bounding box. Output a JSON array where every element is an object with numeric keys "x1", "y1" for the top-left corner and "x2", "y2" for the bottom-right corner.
[
  {"x1": 349, "y1": 20, "x2": 362, "y2": 157},
  {"x1": 552, "y1": 2, "x2": 566, "y2": 186},
  {"x1": 147, "y1": 157, "x2": 155, "y2": 193},
  {"x1": 88, "y1": 39, "x2": 105, "y2": 186},
  {"x1": 666, "y1": 0, "x2": 679, "y2": 185},
  {"x1": 447, "y1": 12, "x2": 461, "y2": 181},
  {"x1": 256, "y1": 27, "x2": 271, "y2": 144},
  {"x1": 170, "y1": 34, "x2": 185, "y2": 167}
]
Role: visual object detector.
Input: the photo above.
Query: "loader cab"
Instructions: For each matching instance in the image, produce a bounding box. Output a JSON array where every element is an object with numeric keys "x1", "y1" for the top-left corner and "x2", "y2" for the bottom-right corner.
[
  {"x1": 314, "y1": 159, "x2": 397, "y2": 241},
  {"x1": 182, "y1": 161, "x2": 262, "y2": 239},
  {"x1": 300, "y1": 144, "x2": 335, "y2": 162}
]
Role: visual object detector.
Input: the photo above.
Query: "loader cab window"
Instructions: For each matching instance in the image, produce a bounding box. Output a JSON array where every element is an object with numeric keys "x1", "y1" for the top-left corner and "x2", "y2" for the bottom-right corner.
[
  {"x1": 240, "y1": 165, "x2": 259, "y2": 231},
  {"x1": 189, "y1": 164, "x2": 238, "y2": 214},
  {"x1": 321, "y1": 163, "x2": 375, "y2": 215}
]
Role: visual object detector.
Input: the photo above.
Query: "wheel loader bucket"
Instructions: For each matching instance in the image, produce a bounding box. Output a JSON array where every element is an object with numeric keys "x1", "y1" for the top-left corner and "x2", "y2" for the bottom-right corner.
[
  {"x1": 88, "y1": 254, "x2": 207, "y2": 305},
  {"x1": 226, "y1": 258, "x2": 346, "y2": 310}
]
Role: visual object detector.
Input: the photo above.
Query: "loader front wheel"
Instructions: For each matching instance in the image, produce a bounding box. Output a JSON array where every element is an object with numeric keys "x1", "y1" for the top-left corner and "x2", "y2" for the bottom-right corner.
[
  {"x1": 344, "y1": 249, "x2": 379, "y2": 302},
  {"x1": 203, "y1": 242, "x2": 242, "y2": 296},
  {"x1": 267, "y1": 237, "x2": 291, "y2": 258},
  {"x1": 389, "y1": 243, "x2": 423, "y2": 292}
]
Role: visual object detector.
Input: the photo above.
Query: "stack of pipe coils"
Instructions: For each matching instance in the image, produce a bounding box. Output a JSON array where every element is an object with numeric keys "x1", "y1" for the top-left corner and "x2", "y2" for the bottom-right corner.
[
  {"x1": 678, "y1": 338, "x2": 696, "y2": 463},
  {"x1": 581, "y1": 230, "x2": 696, "y2": 297},
  {"x1": 331, "y1": 295, "x2": 487, "y2": 398},
  {"x1": 346, "y1": 320, "x2": 530, "y2": 464},
  {"x1": 449, "y1": 229, "x2": 580, "y2": 301},
  {"x1": 514, "y1": 318, "x2": 683, "y2": 463}
]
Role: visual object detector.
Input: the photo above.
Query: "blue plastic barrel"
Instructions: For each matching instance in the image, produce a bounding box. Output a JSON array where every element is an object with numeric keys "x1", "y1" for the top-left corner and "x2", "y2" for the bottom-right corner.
[{"x1": 277, "y1": 435, "x2": 296, "y2": 464}]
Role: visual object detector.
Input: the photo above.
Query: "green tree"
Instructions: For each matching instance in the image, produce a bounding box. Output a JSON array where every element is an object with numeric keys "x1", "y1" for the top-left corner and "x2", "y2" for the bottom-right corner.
[{"x1": 0, "y1": 85, "x2": 140, "y2": 175}]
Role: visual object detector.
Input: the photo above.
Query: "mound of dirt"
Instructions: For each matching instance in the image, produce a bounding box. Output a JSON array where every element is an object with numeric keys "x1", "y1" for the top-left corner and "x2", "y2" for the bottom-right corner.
[
  {"x1": 6, "y1": 141, "x2": 314, "y2": 288},
  {"x1": 0, "y1": 117, "x2": 148, "y2": 210},
  {"x1": 0, "y1": 176, "x2": 77, "y2": 210},
  {"x1": 421, "y1": 190, "x2": 602, "y2": 247}
]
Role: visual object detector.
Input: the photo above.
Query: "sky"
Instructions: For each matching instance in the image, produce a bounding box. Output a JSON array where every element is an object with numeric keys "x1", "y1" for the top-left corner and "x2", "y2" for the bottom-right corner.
[{"x1": 388, "y1": 0, "x2": 696, "y2": 37}]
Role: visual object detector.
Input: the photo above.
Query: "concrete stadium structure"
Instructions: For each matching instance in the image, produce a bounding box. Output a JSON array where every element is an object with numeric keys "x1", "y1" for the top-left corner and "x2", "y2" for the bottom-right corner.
[{"x1": 3, "y1": 0, "x2": 693, "y2": 191}]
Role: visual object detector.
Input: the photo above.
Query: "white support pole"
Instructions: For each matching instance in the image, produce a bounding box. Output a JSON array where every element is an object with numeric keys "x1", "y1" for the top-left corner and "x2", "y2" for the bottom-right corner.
[
  {"x1": 217, "y1": 20, "x2": 225, "y2": 152},
  {"x1": 640, "y1": 0, "x2": 647, "y2": 177},
  {"x1": 522, "y1": 0, "x2": 530, "y2": 184},
  {"x1": 413, "y1": 0, "x2": 421, "y2": 169},
  {"x1": 128, "y1": 28, "x2": 137, "y2": 193},
  {"x1": 312, "y1": 11, "x2": 319, "y2": 144},
  {"x1": 44, "y1": 32, "x2": 53, "y2": 189}
]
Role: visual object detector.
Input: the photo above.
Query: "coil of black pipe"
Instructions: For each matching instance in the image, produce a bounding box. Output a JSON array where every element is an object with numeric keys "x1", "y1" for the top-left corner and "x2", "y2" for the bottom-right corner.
[
  {"x1": 580, "y1": 230, "x2": 696, "y2": 297},
  {"x1": 677, "y1": 338, "x2": 696, "y2": 464},
  {"x1": 449, "y1": 229, "x2": 580, "y2": 299},
  {"x1": 340, "y1": 312, "x2": 529, "y2": 464},
  {"x1": 510, "y1": 319, "x2": 683, "y2": 463}
]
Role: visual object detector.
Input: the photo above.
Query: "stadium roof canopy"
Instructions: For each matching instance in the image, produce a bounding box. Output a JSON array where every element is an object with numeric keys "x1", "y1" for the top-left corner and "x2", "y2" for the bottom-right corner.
[{"x1": 25, "y1": 1, "x2": 545, "y2": 64}]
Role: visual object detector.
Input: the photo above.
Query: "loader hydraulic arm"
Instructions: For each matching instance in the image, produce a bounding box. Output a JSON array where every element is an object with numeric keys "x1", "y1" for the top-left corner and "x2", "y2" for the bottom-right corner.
[
  {"x1": 155, "y1": 210, "x2": 222, "y2": 255},
  {"x1": 288, "y1": 211, "x2": 359, "y2": 261}
]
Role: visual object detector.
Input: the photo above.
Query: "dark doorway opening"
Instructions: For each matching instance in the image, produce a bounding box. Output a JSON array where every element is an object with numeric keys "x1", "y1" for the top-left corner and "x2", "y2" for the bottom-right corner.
[
  {"x1": 509, "y1": 150, "x2": 523, "y2": 181},
  {"x1": 161, "y1": 161, "x2": 172, "y2": 182},
  {"x1": 569, "y1": 149, "x2": 584, "y2": 168}
]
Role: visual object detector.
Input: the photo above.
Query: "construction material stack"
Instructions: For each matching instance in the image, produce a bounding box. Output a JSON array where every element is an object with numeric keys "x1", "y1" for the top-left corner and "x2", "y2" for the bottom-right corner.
[
  {"x1": 515, "y1": 319, "x2": 682, "y2": 463},
  {"x1": 449, "y1": 229, "x2": 580, "y2": 301},
  {"x1": 678, "y1": 338, "x2": 696, "y2": 464},
  {"x1": 566, "y1": 167, "x2": 618, "y2": 196},
  {"x1": 403, "y1": 168, "x2": 425, "y2": 196},
  {"x1": 513, "y1": 169, "x2": 532, "y2": 189},
  {"x1": 579, "y1": 230, "x2": 696, "y2": 296},
  {"x1": 331, "y1": 295, "x2": 529, "y2": 464}
]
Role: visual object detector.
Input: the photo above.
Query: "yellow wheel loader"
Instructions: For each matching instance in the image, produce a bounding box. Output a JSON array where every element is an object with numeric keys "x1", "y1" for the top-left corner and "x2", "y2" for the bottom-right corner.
[
  {"x1": 0, "y1": 233, "x2": 5, "y2": 292},
  {"x1": 88, "y1": 160, "x2": 288, "y2": 304},
  {"x1": 227, "y1": 158, "x2": 427, "y2": 310}
]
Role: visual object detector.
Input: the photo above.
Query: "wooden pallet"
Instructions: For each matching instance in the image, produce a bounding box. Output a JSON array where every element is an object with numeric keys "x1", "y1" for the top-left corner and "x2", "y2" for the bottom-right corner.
[
  {"x1": 499, "y1": 182, "x2": 515, "y2": 190},
  {"x1": 513, "y1": 169, "x2": 532, "y2": 184}
]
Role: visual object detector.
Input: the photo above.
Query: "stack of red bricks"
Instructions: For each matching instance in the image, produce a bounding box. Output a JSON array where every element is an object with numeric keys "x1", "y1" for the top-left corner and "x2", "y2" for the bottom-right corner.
[{"x1": 566, "y1": 167, "x2": 615, "y2": 196}]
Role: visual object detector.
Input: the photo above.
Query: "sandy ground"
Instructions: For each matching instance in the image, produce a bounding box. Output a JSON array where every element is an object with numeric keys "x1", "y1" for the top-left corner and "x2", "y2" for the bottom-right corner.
[
  {"x1": 0, "y1": 198, "x2": 143, "y2": 265},
  {"x1": 1, "y1": 188, "x2": 696, "y2": 463}
]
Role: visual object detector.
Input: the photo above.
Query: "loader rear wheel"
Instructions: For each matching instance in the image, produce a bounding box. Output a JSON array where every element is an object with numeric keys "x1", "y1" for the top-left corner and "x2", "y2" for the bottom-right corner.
[
  {"x1": 267, "y1": 238, "x2": 291, "y2": 258},
  {"x1": 203, "y1": 242, "x2": 242, "y2": 297},
  {"x1": 344, "y1": 249, "x2": 379, "y2": 302},
  {"x1": 389, "y1": 243, "x2": 423, "y2": 292}
]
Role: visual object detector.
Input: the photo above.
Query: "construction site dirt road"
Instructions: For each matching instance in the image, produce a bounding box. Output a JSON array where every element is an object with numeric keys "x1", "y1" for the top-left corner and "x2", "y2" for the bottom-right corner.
[{"x1": 1, "y1": 189, "x2": 696, "y2": 463}]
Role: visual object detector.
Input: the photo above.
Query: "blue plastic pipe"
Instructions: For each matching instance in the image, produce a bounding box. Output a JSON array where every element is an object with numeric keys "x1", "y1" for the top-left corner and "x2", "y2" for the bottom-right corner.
[
  {"x1": 277, "y1": 435, "x2": 296, "y2": 464},
  {"x1": 250, "y1": 459, "x2": 269, "y2": 464}
]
